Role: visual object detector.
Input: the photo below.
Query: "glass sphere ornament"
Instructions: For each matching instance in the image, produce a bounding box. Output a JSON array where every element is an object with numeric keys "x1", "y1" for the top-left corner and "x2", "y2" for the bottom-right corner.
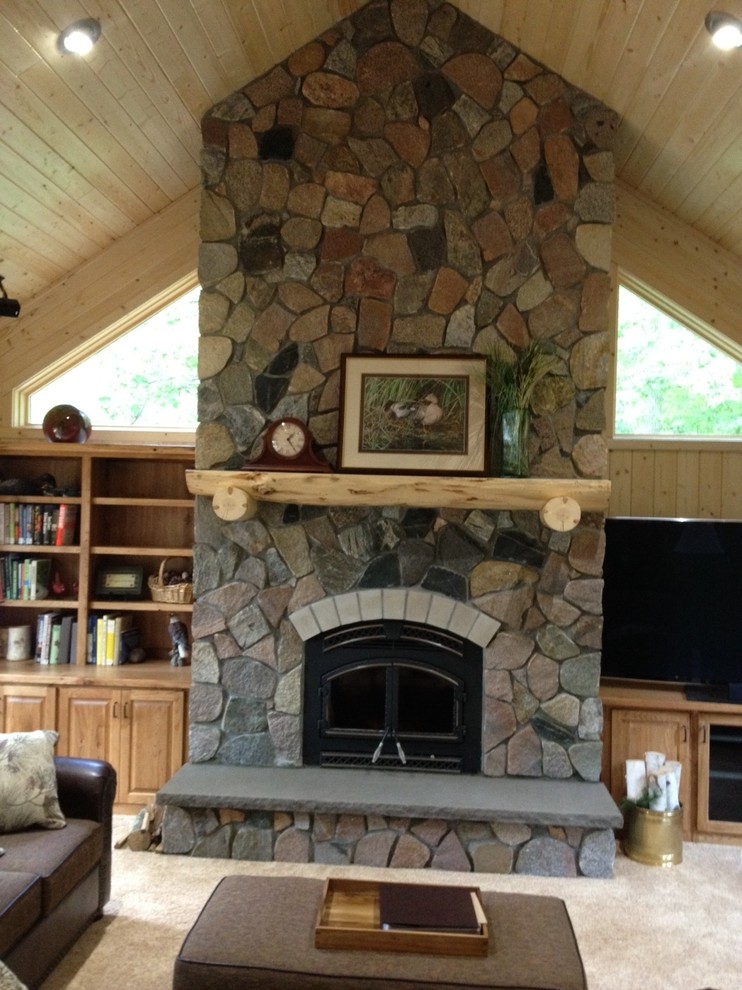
[{"x1": 42, "y1": 404, "x2": 92, "y2": 444}]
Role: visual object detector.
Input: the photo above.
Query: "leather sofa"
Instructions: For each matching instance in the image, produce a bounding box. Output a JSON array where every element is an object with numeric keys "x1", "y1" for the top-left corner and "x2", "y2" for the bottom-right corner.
[{"x1": 0, "y1": 756, "x2": 116, "y2": 989}]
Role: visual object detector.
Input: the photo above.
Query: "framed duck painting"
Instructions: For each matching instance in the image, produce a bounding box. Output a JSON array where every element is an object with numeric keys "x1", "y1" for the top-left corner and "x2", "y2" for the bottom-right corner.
[{"x1": 338, "y1": 354, "x2": 487, "y2": 475}]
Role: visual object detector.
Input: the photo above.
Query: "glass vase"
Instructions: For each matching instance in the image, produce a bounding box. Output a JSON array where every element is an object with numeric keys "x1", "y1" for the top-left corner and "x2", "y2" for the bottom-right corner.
[{"x1": 499, "y1": 407, "x2": 530, "y2": 477}]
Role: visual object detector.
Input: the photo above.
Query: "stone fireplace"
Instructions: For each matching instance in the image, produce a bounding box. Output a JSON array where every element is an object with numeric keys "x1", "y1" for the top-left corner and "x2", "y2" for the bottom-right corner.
[{"x1": 158, "y1": 0, "x2": 622, "y2": 876}]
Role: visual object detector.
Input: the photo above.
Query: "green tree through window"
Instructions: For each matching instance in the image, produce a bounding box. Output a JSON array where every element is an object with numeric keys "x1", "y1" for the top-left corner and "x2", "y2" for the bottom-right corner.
[
  {"x1": 29, "y1": 287, "x2": 199, "y2": 431},
  {"x1": 615, "y1": 285, "x2": 742, "y2": 437}
]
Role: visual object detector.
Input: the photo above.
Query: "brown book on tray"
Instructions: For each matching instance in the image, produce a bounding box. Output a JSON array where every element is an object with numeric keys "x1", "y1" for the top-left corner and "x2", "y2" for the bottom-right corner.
[{"x1": 378, "y1": 883, "x2": 481, "y2": 934}]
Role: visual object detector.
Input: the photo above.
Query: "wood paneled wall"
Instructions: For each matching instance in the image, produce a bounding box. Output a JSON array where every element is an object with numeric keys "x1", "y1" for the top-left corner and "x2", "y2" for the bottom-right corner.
[
  {"x1": 0, "y1": 189, "x2": 199, "y2": 443},
  {"x1": 0, "y1": 183, "x2": 739, "y2": 517},
  {"x1": 611, "y1": 182, "x2": 742, "y2": 520},
  {"x1": 608, "y1": 443, "x2": 742, "y2": 519}
]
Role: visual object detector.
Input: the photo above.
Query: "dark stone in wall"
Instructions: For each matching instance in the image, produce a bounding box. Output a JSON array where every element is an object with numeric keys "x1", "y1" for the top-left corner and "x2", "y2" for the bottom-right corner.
[
  {"x1": 358, "y1": 553, "x2": 402, "y2": 588},
  {"x1": 414, "y1": 71, "x2": 455, "y2": 119},
  {"x1": 239, "y1": 217, "x2": 283, "y2": 274},
  {"x1": 448, "y1": 12, "x2": 495, "y2": 53},
  {"x1": 255, "y1": 373, "x2": 288, "y2": 413},
  {"x1": 438, "y1": 525, "x2": 486, "y2": 574},
  {"x1": 267, "y1": 343, "x2": 299, "y2": 376},
  {"x1": 258, "y1": 126, "x2": 295, "y2": 161},
  {"x1": 534, "y1": 162, "x2": 555, "y2": 204},
  {"x1": 494, "y1": 530, "x2": 547, "y2": 568},
  {"x1": 401, "y1": 508, "x2": 436, "y2": 538},
  {"x1": 407, "y1": 225, "x2": 446, "y2": 271},
  {"x1": 421, "y1": 565, "x2": 468, "y2": 601}
]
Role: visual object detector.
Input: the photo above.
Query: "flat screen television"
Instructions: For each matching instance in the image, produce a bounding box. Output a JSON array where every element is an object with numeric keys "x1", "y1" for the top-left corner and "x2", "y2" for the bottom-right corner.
[{"x1": 601, "y1": 517, "x2": 742, "y2": 703}]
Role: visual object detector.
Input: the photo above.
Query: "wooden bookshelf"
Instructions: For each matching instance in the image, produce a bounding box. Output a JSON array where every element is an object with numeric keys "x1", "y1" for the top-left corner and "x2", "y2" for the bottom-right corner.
[
  {"x1": 1, "y1": 442, "x2": 194, "y2": 667},
  {"x1": 0, "y1": 442, "x2": 194, "y2": 810}
]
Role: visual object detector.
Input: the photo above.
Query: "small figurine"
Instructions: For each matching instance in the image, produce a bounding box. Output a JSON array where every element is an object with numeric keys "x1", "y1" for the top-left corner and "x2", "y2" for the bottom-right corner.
[
  {"x1": 167, "y1": 614, "x2": 190, "y2": 666},
  {"x1": 51, "y1": 571, "x2": 66, "y2": 596}
]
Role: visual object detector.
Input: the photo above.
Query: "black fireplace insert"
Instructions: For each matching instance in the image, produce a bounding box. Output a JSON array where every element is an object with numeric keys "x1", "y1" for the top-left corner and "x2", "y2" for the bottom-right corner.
[{"x1": 303, "y1": 620, "x2": 482, "y2": 773}]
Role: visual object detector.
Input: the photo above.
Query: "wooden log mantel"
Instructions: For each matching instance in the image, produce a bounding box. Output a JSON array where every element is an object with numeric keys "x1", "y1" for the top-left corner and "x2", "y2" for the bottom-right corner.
[{"x1": 185, "y1": 471, "x2": 611, "y2": 532}]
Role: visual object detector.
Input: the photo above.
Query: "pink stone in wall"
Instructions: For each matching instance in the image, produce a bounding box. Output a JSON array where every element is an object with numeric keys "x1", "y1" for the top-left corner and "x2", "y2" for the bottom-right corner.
[
  {"x1": 324, "y1": 170, "x2": 377, "y2": 205},
  {"x1": 357, "y1": 298, "x2": 392, "y2": 351},
  {"x1": 302, "y1": 71, "x2": 360, "y2": 108},
  {"x1": 345, "y1": 257, "x2": 396, "y2": 299},
  {"x1": 357, "y1": 42, "x2": 419, "y2": 93},
  {"x1": 428, "y1": 267, "x2": 468, "y2": 314},
  {"x1": 472, "y1": 211, "x2": 513, "y2": 262},
  {"x1": 544, "y1": 134, "x2": 580, "y2": 201},
  {"x1": 244, "y1": 65, "x2": 294, "y2": 107},
  {"x1": 442, "y1": 53, "x2": 502, "y2": 109},
  {"x1": 496, "y1": 303, "x2": 529, "y2": 349},
  {"x1": 321, "y1": 227, "x2": 364, "y2": 261},
  {"x1": 287, "y1": 41, "x2": 325, "y2": 77},
  {"x1": 383, "y1": 121, "x2": 431, "y2": 166}
]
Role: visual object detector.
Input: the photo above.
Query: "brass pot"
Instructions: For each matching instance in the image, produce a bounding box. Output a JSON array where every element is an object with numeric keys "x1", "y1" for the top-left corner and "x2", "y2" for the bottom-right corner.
[{"x1": 623, "y1": 804, "x2": 683, "y2": 867}]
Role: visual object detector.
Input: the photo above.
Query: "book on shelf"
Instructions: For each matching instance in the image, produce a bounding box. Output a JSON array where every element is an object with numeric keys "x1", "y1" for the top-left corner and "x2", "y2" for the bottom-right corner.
[
  {"x1": 378, "y1": 884, "x2": 482, "y2": 934},
  {"x1": 35, "y1": 611, "x2": 62, "y2": 664},
  {"x1": 48, "y1": 616, "x2": 63, "y2": 664},
  {"x1": 0, "y1": 503, "x2": 72, "y2": 546},
  {"x1": 56, "y1": 614, "x2": 74, "y2": 664},
  {"x1": 87, "y1": 611, "x2": 137, "y2": 665},
  {"x1": 0, "y1": 554, "x2": 51, "y2": 600},
  {"x1": 54, "y1": 503, "x2": 79, "y2": 547},
  {"x1": 29, "y1": 557, "x2": 51, "y2": 600}
]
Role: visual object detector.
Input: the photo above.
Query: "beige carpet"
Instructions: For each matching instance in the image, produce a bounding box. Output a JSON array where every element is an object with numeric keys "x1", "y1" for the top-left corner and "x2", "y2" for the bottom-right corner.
[{"x1": 37, "y1": 816, "x2": 741, "y2": 990}]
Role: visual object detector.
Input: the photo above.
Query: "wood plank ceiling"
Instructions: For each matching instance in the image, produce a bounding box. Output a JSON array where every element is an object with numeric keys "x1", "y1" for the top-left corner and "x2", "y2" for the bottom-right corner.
[{"x1": 0, "y1": 0, "x2": 740, "y2": 307}]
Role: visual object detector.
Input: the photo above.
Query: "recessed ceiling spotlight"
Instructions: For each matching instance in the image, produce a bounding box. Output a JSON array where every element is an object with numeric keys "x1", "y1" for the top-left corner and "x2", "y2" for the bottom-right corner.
[
  {"x1": 705, "y1": 11, "x2": 742, "y2": 49},
  {"x1": 58, "y1": 18, "x2": 102, "y2": 56}
]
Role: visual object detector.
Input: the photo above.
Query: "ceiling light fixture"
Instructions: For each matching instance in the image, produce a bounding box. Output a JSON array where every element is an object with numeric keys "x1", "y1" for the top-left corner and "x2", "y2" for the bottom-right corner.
[
  {"x1": 57, "y1": 18, "x2": 101, "y2": 56},
  {"x1": 0, "y1": 276, "x2": 21, "y2": 318},
  {"x1": 705, "y1": 11, "x2": 742, "y2": 49}
]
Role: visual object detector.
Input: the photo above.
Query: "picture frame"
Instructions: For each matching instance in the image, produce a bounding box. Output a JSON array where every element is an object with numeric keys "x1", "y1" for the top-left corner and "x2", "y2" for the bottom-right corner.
[{"x1": 338, "y1": 354, "x2": 488, "y2": 475}]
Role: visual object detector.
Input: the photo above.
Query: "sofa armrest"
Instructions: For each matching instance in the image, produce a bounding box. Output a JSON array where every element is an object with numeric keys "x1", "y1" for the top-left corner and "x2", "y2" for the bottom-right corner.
[
  {"x1": 54, "y1": 756, "x2": 117, "y2": 824},
  {"x1": 54, "y1": 756, "x2": 117, "y2": 912}
]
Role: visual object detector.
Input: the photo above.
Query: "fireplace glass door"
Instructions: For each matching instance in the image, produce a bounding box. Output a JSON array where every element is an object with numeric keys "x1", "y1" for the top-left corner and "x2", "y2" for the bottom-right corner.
[{"x1": 303, "y1": 621, "x2": 482, "y2": 773}]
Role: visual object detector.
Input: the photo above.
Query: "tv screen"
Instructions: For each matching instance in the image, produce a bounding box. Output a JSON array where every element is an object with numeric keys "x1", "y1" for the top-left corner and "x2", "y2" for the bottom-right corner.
[{"x1": 601, "y1": 517, "x2": 742, "y2": 696}]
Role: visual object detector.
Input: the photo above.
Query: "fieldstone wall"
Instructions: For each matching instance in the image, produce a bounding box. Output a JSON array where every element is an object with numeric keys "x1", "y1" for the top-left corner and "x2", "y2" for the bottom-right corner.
[
  {"x1": 177, "y1": 0, "x2": 618, "y2": 874},
  {"x1": 163, "y1": 805, "x2": 616, "y2": 878}
]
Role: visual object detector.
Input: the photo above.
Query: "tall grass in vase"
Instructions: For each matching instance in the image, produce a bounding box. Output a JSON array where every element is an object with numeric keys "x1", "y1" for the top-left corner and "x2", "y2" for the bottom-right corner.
[{"x1": 487, "y1": 341, "x2": 560, "y2": 477}]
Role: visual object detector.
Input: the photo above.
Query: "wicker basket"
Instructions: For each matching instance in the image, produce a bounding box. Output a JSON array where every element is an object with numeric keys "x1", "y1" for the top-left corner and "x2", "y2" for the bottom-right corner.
[{"x1": 148, "y1": 557, "x2": 193, "y2": 605}]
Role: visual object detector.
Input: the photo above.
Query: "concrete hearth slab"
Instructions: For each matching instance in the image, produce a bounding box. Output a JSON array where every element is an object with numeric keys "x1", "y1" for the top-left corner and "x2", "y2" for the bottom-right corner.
[{"x1": 157, "y1": 765, "x2": 622, "y2": 830}]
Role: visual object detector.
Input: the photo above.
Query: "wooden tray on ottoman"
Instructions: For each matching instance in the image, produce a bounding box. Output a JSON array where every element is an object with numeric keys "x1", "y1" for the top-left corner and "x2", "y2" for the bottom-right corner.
[{"x1": 315, "y1": 878, "x2": 489, "y2": 957}]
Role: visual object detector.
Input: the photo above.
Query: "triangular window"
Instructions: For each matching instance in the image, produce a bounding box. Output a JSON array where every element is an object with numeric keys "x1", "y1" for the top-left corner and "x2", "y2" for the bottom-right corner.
[
  {"x1": 615, "y1": 283, "x2": 742, "y2": 438},
  {"x1": 27, "y1": 286, "x2": 199, "y2": 432}
]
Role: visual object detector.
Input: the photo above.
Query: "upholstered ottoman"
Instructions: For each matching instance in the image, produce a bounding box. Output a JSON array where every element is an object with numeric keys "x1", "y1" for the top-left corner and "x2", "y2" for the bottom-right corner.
[{"x1": 173, "y1": 875, "x2": 586, "y2": 990}]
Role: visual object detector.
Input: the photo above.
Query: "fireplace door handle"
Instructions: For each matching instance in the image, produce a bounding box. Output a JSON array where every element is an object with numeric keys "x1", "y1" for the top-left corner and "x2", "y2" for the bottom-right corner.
[
  {"x1": 395, "y1": 738, "x2": 407, "y2": 764},
  {"x1": 372, "y1": 728, "x2": 389, "y2": 764}
]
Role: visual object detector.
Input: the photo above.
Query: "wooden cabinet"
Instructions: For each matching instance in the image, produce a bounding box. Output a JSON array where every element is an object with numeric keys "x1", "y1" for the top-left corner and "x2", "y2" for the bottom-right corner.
[
  {"x1": 0, "y1": 682, "x2": 56, "y2": 733},
  {"x1": 602, "y1": 681, "x2": 742, "y2": 845},
  {"x1": 605, "y1": 706, "x2": 692, "y2": 836},
  {"x1": 58, "y1": 684, "x2": 186, "y2": 812},
  {"x1": 0, "y1": 658, "x2": 190, "y2": 812},
  {"x1": 696, "y1": 714, "x2": 742, "y2": 841},
  {"x1": 0, "y1": 442, "x2": 193, "y2": 665}
]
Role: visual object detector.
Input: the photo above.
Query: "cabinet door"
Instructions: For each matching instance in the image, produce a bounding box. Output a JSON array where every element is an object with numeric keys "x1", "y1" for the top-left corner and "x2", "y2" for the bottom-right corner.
[
  {"x1": 0, "y1": 684, "x2": 56, "y2": 733},
  {"x1": 117, "y1": 689, "x2": 185, "y2": 808},
  {"x1": 696, "y1": 714, "x2": 742, "y2": 840},
  {"x1": 57, "y1": 687, "x2": 118, "y2": 764},
  {"x1": 610, "y1": 708, "x2": 692, "y2": 836}
]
